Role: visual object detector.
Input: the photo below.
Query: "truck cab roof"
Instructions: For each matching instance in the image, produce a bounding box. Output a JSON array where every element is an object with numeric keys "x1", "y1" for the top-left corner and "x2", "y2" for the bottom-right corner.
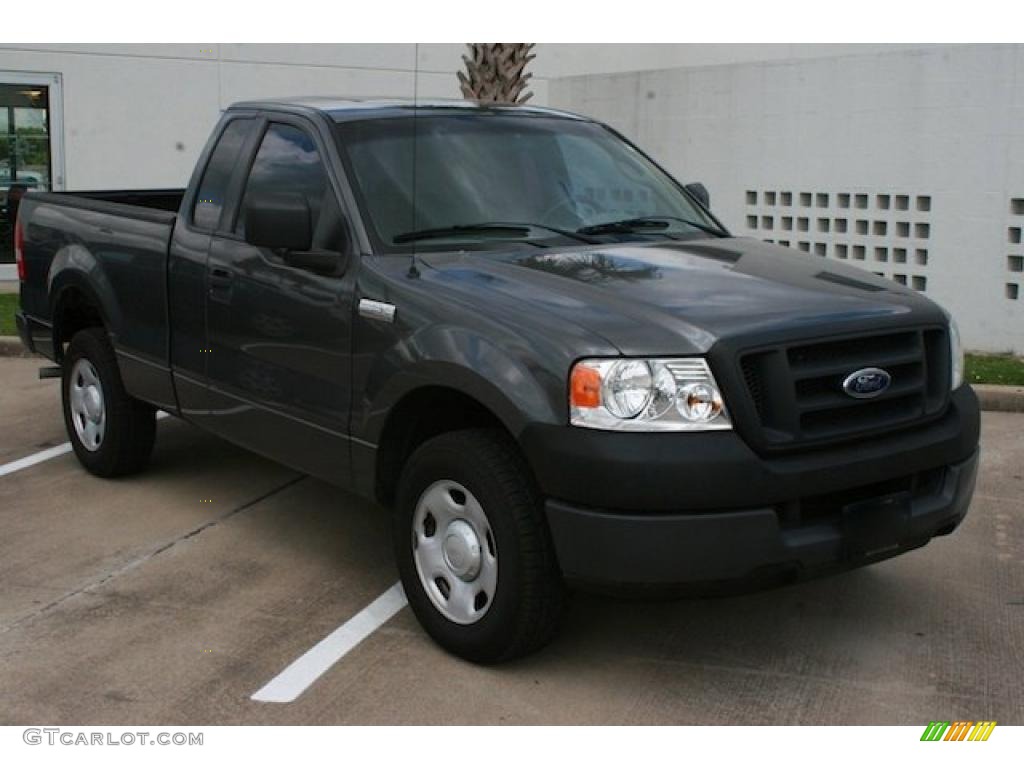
[{"x1": 226, "y1": 97, "x2": 591, "y2": 123}]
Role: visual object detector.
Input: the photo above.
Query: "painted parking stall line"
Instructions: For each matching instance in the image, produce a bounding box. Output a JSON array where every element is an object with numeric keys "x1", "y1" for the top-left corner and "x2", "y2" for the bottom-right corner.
[
  {"x1": 2, "y1": 409, "x2": 406, "y2": 703},
  {"x1": 0, "y1": 442, "x2": 72, "y2": 478},
  {"x1": 251, "y1": 581, "x2": 408, "y2": 703},
  {"x1": 0, "y1": 411, "x2": 170, "y2": 478}
]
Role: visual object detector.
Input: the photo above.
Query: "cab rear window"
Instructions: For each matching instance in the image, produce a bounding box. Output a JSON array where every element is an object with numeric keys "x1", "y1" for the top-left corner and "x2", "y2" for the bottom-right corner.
[{"x1": 192, "y1": 118, "x2": 256, "y2": 230}]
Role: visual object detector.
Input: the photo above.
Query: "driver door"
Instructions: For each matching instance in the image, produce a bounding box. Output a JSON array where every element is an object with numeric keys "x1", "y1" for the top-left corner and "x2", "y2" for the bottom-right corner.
[{"x1": 204, "y1": 118, "x2": 356, "y2": 483}]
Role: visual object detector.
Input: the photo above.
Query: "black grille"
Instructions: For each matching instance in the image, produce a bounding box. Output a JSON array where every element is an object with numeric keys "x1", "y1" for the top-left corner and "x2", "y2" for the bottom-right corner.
[
  {"x1": 742, "y1": 357, "x2": 767, "y2": 420},
  {"x1": 736, "y1": 327, "x2": 950, "y2": 450}
]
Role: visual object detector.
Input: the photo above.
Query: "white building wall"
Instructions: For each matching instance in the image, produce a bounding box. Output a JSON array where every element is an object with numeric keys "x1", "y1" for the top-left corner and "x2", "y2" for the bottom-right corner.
[
  {"x1": 1, "y1": 43, "x2": 1022, "y2": 351},
  {"x1": 0, "y1": 44, "x2": 547, "y2": 190},
  {"x1": 0, "y1": 43, "x2": 929, "y2": 193},
  {"x1": 549, "y1": 45, "x2": 1024, "y2": 353},
  {"x1": 533, "y1": 43, "x2": 937, "y2": 78}
]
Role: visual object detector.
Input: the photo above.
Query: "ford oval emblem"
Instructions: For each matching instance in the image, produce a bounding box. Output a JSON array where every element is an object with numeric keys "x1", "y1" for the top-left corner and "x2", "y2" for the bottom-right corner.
[{"x1": 842, "y1": 367, "x2": 892, "y2": 399}]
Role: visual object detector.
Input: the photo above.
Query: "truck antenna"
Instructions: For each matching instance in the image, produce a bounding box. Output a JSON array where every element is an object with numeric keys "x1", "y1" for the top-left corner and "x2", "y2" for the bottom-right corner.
[{"x1": 408, "y1": 44, "x2": 421, "y2": 279}]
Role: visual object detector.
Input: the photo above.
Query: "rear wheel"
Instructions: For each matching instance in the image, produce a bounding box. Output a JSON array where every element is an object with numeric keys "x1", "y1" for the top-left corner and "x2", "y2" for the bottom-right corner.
[
  {"x1": 62, "y1": 328, "x2": 156, "y2": 477},
  {"x1": 394, "y1": 429, "x2": 564, "y2": 662}
]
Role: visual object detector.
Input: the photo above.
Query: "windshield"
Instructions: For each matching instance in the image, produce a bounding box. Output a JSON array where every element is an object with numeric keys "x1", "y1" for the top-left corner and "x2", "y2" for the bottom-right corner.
[{"x1": 335, "y1": 114, "x2": 721, "y2": 253}]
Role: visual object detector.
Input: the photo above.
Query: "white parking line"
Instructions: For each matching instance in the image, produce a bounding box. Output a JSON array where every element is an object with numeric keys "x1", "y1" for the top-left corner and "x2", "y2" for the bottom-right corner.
[
  {"x1": 0, "y1": 442, "x2": 73, "y2": 478},
  {"x1": 5, "y1": 407, "x2": 403, "y2": 703},
  {"x1": 0, "y1": 411, "x2": 170, "y2": 479},
  {"x1": 251, "y1": 581, "x2": 408, "y2": 703}
]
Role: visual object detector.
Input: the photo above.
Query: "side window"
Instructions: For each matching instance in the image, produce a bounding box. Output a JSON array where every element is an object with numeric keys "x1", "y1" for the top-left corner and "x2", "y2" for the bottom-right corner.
[
  {"x1": 237, "y1": 123, "x2": 345, "y2": 252},
  {"x1": 192, "y1": 118, "x2": 255, "y2": 230}
]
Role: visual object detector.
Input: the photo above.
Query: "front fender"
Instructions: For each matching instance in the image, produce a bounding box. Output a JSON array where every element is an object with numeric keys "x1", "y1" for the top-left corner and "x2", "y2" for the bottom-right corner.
[{"x1": 356, "y1": 323, "x2": 564, "y2": 445}]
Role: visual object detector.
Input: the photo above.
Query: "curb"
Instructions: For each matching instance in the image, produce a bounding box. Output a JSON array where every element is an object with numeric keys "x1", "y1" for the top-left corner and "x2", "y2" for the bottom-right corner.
[
  {"x1": 0, "y1": 336, "x2": 34, "y2": 358},
  {"x1": 973, "y1": 383, "x2": 1024, "y2": 413},
  {"x1": 1, "y1": 335, "x2": 1023, "y2": 413}
]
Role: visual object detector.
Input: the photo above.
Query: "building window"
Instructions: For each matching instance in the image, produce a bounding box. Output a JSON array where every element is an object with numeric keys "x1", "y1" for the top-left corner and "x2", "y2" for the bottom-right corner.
[{"x1": 1, "y1": 82, "x2": 53, "y2": 263}]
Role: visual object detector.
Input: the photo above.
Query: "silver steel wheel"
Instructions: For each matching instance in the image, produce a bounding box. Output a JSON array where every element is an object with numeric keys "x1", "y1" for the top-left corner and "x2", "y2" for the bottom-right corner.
[
  {"x1": 412, "y1": 480, "x2": 498, "y2": 625},
  {"x1": 69, "y1": 359, "x2": 106, "y2": 452}
]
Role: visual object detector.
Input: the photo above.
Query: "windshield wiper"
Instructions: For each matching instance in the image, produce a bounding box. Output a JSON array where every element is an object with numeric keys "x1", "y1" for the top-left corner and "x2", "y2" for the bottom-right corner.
[
  {"x1": 394, "y1": 224, "x2": 532, "y2": 244},
  {"x1": 578, "y1": 215, "x2": 727, "y2": 238},
  {"x1": 393, "y1": 221, "x2": 599, "y2": 246},
  {"x1": 482, "y1": 221, "x2": 599, "y2": 245}
]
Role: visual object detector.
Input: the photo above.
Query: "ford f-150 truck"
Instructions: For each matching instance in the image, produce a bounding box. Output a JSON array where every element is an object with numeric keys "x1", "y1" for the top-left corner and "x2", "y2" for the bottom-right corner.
[{"x1": 15, "y1": 98, "x2": 980, "y2": 662}]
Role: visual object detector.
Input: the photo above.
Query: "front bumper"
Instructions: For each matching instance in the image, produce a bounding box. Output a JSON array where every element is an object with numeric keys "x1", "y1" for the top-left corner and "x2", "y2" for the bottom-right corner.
[
  {"x1": 547, "y1": 449, "x2": 977, "y2": 589},
  {"x1": 525, "y1": 386, "x2": 981, "y2": 589}
]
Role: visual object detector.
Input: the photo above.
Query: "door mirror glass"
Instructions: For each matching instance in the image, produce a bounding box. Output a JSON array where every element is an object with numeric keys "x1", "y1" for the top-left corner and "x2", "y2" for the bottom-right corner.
[
  {"x1": 243, "y1": 192, "x2": 312, "y2": 252},
  {"x1": 684, "y1": 182, "x2": 710, "y2": 209}
]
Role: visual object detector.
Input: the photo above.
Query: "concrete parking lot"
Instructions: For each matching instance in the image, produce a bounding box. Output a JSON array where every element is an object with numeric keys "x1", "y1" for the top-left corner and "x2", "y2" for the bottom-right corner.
[{"x1": 0, "y1": 355, "x2": 1021, "y2": 725}]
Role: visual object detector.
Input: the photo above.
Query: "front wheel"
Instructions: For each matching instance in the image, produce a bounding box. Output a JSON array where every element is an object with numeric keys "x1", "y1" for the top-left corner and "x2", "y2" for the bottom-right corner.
[
  {"x1": 62, "y1": 327, "x2": 156, "y2": 477},
  {"x1": 394, "y1": 429, "x2": 564, "y2": 663}
]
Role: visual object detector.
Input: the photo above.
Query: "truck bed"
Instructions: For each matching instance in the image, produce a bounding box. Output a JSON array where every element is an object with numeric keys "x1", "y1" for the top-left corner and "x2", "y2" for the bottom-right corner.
[
  {"x1": 17, "y1": 189, "x2": 185, "y2": 412},
  {"x1": 25, "y1": 188, "x2": 185, "y2": 218}
]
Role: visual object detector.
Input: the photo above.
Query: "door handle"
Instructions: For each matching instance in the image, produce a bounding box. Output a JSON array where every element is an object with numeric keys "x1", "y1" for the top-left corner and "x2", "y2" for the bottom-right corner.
[
  {"x1": 208, "y1": 266, "x2": 234, "y2": 303},
  {"x1": 209, "y1": 267, "x2": 234, "y2": 287}
]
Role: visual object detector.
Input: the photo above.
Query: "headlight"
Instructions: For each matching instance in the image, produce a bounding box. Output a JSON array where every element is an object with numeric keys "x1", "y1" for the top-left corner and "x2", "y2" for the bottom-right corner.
[
  {"x1": 570, "y1": 358, "x2": 732, "y2": 431},
  {"x1": 949, "y1": 317, "x2": 964, "y2": 389},
  {"x1": 603, "y1": 360, "x2": 653, "y2": 418}
]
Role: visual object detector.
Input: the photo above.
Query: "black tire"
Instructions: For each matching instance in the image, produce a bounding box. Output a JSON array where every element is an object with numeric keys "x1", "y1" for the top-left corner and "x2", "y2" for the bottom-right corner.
[
  {"x1": 394, "y1": 428, "x2": 564, "y2": 663},
  {"x1": 61, "y1": 327, "x2": 156, "y2": 477}
]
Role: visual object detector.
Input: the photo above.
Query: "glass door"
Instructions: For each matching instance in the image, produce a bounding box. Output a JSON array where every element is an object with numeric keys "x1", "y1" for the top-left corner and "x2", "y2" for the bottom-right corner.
[{"x1": 1, "y1": 72, "x2": 63, "y2": 265}]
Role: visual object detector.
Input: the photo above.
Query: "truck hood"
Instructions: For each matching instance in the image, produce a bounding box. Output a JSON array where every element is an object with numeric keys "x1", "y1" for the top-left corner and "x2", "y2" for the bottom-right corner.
[{"x1": 417, "y1": 238, "x2": 948, "y2": 355}]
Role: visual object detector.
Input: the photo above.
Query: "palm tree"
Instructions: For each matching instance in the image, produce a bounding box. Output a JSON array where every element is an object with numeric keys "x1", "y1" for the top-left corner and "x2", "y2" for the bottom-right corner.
[{"x1": 457, "y1": 44, "x2": 536, "y2": 104}]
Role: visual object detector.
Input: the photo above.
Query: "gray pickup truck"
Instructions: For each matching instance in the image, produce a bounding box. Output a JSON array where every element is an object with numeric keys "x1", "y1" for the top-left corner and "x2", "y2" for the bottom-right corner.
[{"x1": 15, "y1": 98, "x2": 980, "y2": 662}]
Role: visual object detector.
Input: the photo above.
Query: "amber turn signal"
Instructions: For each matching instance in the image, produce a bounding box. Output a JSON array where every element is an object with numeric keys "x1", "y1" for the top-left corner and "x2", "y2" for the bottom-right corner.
[{"x1": 570, "y1": 363, "x2": 602, "y2": 408}]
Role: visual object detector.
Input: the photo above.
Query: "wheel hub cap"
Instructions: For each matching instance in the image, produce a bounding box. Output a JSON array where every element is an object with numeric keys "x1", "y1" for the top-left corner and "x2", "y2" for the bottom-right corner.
[
  {"x1": 412, "y1": 480, "x2": 497, "y2": 625},
  {"x1": 68, "y1": 359, "x2": 106, "y2": 452},
  {"x1": 84, "y1": 388, "x2": 103, "y2": 420},
  {"x1": 442, "y1": 520, "x2": 482, "y2": 581}
]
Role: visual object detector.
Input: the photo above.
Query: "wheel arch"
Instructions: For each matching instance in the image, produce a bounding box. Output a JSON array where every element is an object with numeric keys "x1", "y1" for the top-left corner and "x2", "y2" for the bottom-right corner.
[
  {"x1": 48, "y1": 247, "x2": 119, "y2": 361},
  {"x1": 372, "y1": 381, "x2": 526, "y2": 508},
  {"x1": 356, "y1": 324, "x2": 565, "y2": 507}
]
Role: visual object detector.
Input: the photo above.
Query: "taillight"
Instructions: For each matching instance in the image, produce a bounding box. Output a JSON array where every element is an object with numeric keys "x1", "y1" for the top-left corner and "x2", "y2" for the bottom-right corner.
[{"x1": 14, "y1": 215, "x2": 26, "y2": 281}]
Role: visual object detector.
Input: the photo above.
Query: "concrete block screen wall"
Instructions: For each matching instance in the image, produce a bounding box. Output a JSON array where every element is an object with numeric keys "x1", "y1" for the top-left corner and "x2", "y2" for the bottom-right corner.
[
  {"x1": 743, "y1": 190, "x2": 933, "y2": 292},
  {"x1": 550, "y1": 44, "x2": 1024, "y2": 354}
]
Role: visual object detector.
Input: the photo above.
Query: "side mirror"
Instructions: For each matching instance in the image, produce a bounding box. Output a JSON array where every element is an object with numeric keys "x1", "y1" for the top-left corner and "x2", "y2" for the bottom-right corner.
[
  {"x1": 244, "y1": 192, "x2": 312, "y2": 252},
  {"x1": 684, "y1": 182, "x2": 710, "y2": 209}
]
